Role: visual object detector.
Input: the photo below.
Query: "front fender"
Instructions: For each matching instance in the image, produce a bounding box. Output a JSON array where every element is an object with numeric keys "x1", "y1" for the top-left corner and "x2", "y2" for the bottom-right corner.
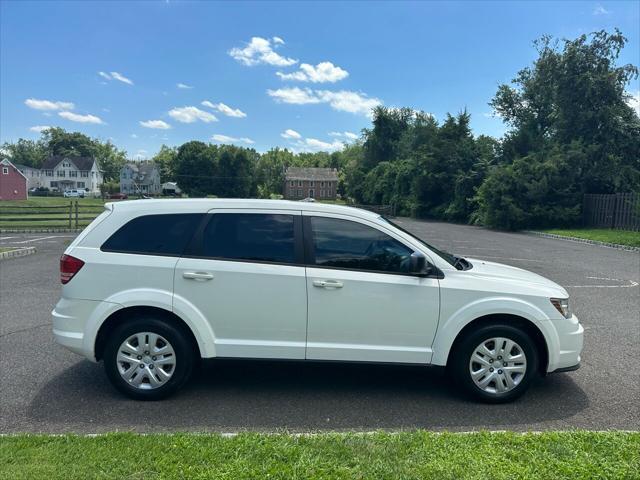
[{"x1": 430, "y1": 296, "x2": 555, "y2": 366}]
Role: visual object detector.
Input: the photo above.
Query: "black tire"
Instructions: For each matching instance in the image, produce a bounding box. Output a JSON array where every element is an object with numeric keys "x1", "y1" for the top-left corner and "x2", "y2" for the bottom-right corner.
[
  {"x1": 103, "y1": 316, "x2": 195, "y2": 400},
  {"x1": 449, "y1": 323, "x2": 538, "y2": 403}
]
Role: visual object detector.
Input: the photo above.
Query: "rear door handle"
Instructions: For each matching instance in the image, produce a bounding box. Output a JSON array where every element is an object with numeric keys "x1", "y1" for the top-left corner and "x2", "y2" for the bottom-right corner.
[
  {"x1": 183, "y1": 271, "x2": 214, "y2": 281},
  {"x1": 312, "y1": 280, "x2": 343, "y2": 289}
]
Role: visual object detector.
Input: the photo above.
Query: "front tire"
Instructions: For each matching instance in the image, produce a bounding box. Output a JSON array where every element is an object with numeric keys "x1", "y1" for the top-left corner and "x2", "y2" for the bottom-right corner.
[
  {"x1": 449, "y1": 324, "x2": 538, "y2": 403},
  {"x1": 104, "y1": 317, "x2": 195, "y2": 400}
]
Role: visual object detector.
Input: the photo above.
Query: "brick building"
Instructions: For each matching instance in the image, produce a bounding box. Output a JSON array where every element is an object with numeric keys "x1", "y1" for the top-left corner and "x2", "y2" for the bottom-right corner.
[{"x1": 284, "y1": 167, "x2": 338, "y2": 200}]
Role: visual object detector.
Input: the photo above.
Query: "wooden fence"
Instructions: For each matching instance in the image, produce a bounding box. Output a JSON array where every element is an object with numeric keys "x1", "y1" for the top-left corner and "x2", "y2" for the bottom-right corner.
[
  {"x1": 583, "y1": 193, "x2": 640, "y2": 231},
  {"x1": 0, "y1": 202, "x2": 105, "y2": 228}
]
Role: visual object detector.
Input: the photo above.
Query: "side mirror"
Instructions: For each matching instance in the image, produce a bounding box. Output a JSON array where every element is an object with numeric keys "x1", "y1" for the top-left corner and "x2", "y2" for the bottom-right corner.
[{"x1": 409, "y1": 251, "x2": 427, "y2": 274}]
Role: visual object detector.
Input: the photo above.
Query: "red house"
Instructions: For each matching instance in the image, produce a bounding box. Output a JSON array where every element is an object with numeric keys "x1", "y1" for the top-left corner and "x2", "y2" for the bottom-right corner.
[{"x1": 0, "y1": 158, "x2": 28, "y2": 200}]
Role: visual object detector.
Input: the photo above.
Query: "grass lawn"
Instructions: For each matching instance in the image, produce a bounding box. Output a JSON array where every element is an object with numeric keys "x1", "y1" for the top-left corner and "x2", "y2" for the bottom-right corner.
[
  {"x1": 1, "y1": 431, "x2": 638, "y2": 479},
  {"x1": 542, "y1": 228, "x2": 640, "y2": 247},
  {"x1": 0, "y1": 247, "x2": 17, "y2": 253}
]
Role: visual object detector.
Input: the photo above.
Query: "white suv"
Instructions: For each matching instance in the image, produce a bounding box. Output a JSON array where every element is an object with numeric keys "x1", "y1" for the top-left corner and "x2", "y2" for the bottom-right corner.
[{"x1": 53, "y1": 199, "x2": 583, "y2": 402}]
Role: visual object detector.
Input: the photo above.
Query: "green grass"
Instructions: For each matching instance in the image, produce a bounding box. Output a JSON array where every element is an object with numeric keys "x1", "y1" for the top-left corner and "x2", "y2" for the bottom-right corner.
[
  {"x1": 1, "y1": 431, "x2": 638, "y2": 479},
  {"x1": 0, "y1": 197, "x2": 107, "y2": 208},
  {"x1": 542, "y1": 228, "x2": 640, "y2": 247},
  {"x1": 0, "y1": 247, "x2": 16, "y2": 253}
]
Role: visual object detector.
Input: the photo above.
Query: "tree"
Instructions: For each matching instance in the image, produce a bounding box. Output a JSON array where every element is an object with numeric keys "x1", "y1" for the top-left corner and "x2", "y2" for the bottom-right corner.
[
  {"x1": 0, "y1": 138, "x2": 47, "y2": 167},
  {"x1": 174, "y1": 141, "x2": 217, "y2": 197},
  {"x1": 215, "y1": 146, "x2": 257, "y2": 198},
  {"x1": 153, "y1": 145, "x2": 178, "y2": 183}
]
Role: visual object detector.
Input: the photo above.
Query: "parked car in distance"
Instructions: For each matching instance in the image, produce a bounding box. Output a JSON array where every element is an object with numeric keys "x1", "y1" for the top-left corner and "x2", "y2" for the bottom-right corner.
[
  {"x1": 63, "y1": 189, "x2": 85, "y2": 198},
  {"x1": 53, "y1": 199, "x2": 583, "y2": 402},
  {"x1": 108, "y1": 192, "x2": 128, "y2": 200}
]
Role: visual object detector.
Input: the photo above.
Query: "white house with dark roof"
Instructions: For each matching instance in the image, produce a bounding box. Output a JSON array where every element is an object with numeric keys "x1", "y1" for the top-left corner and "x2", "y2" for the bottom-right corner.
[
  {"x1": 39, "y1": 156, "x2": 103, "y2": 193},
  {"x1": 120, "y1": 162, "x2": 161, "y2": 195},
  {"x1": 14, "y1": 164, "x2": 43, "y2": 189}
]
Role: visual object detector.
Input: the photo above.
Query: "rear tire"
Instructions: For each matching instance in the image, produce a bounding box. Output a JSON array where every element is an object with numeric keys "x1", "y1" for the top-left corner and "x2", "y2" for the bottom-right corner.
[
  {"x1": 104, "y1": 316, "x2": 195, "y2": 400},
  {"x1": 449, "y1": 323, "x2": 538, "y2": 403}
]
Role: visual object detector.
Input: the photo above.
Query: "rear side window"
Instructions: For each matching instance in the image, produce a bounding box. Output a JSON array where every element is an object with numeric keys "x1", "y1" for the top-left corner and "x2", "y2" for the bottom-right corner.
[
  {"x1": 309, "y1": 216, "x2": 413, "y2": 273},
  {"x1": 101, "y1": 214, "x2": 204, "y2": 256},
  {"x1": 201, "y1": 213, "x2": 296, "y2": 264}
]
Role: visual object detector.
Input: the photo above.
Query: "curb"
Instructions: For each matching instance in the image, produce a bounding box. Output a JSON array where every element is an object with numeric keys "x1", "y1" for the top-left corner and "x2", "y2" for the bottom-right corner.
[
  {"x1": 526, "y1": 231, "x2": 640, "y2": 252},
  {"x1": 0, "y1": 246, "x2": 37, "y2": 260},
  {"x1": 0, "y1": 228, "x2": 83, "y2": 233}
]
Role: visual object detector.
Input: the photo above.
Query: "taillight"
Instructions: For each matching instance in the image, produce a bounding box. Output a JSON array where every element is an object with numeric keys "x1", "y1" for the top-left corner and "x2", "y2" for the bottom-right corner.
[{"x1": 60, "y1": 254, "x2": 85, "y2": 284}]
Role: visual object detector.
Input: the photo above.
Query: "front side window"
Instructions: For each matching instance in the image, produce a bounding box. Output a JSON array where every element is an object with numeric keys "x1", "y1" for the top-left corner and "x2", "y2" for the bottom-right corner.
[
  {"x1": 201, "y1": 213, "x2": 296, "y2": 264},
  {"x1": 2, "y1": 167, "x2": 7, "y2": 174},
  {"x1": 310, "y1": 217, "x2": 413, "y2": 273},
  {"x1": 101, "y1": 214, "x2": 204, "y2": 256}
]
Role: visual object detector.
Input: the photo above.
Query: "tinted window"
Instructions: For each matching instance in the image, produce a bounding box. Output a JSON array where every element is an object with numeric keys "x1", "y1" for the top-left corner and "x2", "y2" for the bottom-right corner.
[
  {"x1": 310, "y1": 217, "x2": 413, "y2": 273},
  {"x1": 102, "y1": 214, "x2": 203, "y2": 256},
  {"x1": 202, "y1": 213, "x2": 295, "y2": 263}
]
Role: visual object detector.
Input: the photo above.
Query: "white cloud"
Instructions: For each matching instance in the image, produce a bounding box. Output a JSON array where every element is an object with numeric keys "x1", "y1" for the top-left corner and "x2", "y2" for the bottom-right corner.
[
  {"x1": 168, "y1": 106, "x2": 218, "y2": 123},
  {"x1": 25, "y1": 98, "x2": 75, "y2": 111},
  {"x1": 593, "y1": 4, "x2": 610, "y2": 15},
  {"x1": 272, "y1": 36, "x2": 285, "y2": 45},
  {"x1": 211, "y1": 134, "x2": 255, "y2": 145},
  {"x1": 29, "y1": 125, "x2": 50, "y2": 133},
  {"x1": 58, "y1": 111, "x2": 105, "y2": 124},
  {"x1": 316, "y1": 90, "x2": 381, "y2": 116},
  {"x1": 139, "y1": 119, "x2": 172, "y2": 129},
  {"x1": 277, "y1": 62, "x2": 349, "y2": 83},
  {"x1": 130, "y1": 134, "x2": 138, "y2": 138},
  {"x1": 110, "y1": 71, "x2": 134, "y2": 85},
  {"x1": 177, "y1": 83, "x2": 193, "y2": 89},
  {"x1": 626, "y1": 90, "x2": 640, "y2": 116},
  {"x1": 267, "y1": 87, "x2": 322, "y2": 105},
  {"x1": 229, "y1": 36, "x2": 297, "y2": 67},
  {"x1": 302, "y1": 138, "x2": 344, "y2": 152},
  {"x1": 281, "y1": 129, "x2": 302, "y2": 140},
  {"x1": 329, "y1": 131, "x2": 358, "y2": 140},
  {"x1": 98, "y1": 71, "x2": 133, "y2": 85},
  {"x1": 201, "y1": 101, "x2": 247, "y2": 118},
  {"x1": 267, "y1": 87, "x2": 381, "y2": 116}
]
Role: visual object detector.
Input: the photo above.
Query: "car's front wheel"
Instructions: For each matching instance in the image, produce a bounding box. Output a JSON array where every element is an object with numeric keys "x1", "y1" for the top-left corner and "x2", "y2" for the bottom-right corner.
[
  {"x1": 450, "y1": 324, "x2": 538, "y2": 403},
  {"x1": 103, "y1": 317, "x2": 195, "y2": 400}
]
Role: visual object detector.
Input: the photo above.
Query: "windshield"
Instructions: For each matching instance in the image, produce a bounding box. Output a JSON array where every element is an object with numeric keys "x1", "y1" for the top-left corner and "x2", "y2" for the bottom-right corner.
[{"x1": 380, "y1": 216, "x2": 459, "y2": 267}]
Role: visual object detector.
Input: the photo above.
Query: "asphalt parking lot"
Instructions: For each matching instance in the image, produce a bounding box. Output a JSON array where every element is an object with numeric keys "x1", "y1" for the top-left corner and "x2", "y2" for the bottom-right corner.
[{"x1": 1, "y1": 220, "x2": 639, "y2": 433}]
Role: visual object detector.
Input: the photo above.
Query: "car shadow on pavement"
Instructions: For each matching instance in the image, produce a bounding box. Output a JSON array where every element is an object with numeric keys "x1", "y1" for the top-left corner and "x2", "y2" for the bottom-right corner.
[{"x1": 27, "y1": 358, "x2": 589, "y2": 432}]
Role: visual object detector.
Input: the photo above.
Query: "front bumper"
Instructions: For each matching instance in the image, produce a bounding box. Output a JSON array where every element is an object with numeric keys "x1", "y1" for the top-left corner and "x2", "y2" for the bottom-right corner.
[{"x1": 545, "y1": 313, "x2": 584, "y2": 373}]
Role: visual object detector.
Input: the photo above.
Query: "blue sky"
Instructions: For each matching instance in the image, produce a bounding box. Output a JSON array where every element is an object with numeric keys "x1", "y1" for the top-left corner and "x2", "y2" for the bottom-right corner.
[{"x1": 1, "y1": 1, "x2": 638, "y2": 159}]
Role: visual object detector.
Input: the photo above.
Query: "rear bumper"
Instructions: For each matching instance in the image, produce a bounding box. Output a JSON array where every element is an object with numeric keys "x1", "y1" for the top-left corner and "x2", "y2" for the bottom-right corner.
[{"x1": 52, "y1": 297, "x2": 118, "y2": 361}]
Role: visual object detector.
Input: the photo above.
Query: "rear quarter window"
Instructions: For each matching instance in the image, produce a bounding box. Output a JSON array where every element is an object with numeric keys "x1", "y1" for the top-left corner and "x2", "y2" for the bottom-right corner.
[{"x1": 101, "y1": 213, "x2": 204, "y2": 256}]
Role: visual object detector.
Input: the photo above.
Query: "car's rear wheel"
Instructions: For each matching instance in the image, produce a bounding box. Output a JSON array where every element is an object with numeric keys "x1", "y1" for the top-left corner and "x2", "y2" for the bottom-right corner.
[
  {"x1": 104, "y1": 317, "x2": 195, "y2": 400},
  {"x1": 449, "y1": 324, "x2": 538, "y2": 403}
]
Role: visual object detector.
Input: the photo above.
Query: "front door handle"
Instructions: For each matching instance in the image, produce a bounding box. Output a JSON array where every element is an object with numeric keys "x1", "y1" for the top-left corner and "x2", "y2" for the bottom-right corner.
[
  {"x1": 313, "y1": 280, "x2": 343, "y2": 289},
  {"x1": 183, "y1": 271, "x2": 214, "y2": 281}
]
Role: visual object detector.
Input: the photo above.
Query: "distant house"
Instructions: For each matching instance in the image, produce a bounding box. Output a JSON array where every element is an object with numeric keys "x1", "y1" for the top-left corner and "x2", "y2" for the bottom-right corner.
[
  {"x1": 40, "y1": 156, "x2": 103, "y2": 194},
  {"x1": 15, "y1": 164, "x2": 42, "y2": 190},
  {"x1": 0, "y1": 159, "x2": 28, "y2": 200},
  {"x1": 120, "y1": 162, "x2": 161, "y2": 195},
  {"x1": 284, "y1": 167, "x2": 339, "y2": 200}
]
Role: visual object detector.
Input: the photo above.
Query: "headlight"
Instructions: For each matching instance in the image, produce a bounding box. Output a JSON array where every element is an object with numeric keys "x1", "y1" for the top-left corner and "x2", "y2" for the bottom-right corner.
[{"x1": 550, "y1": 298, "x2": 571, "y2": 319}]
